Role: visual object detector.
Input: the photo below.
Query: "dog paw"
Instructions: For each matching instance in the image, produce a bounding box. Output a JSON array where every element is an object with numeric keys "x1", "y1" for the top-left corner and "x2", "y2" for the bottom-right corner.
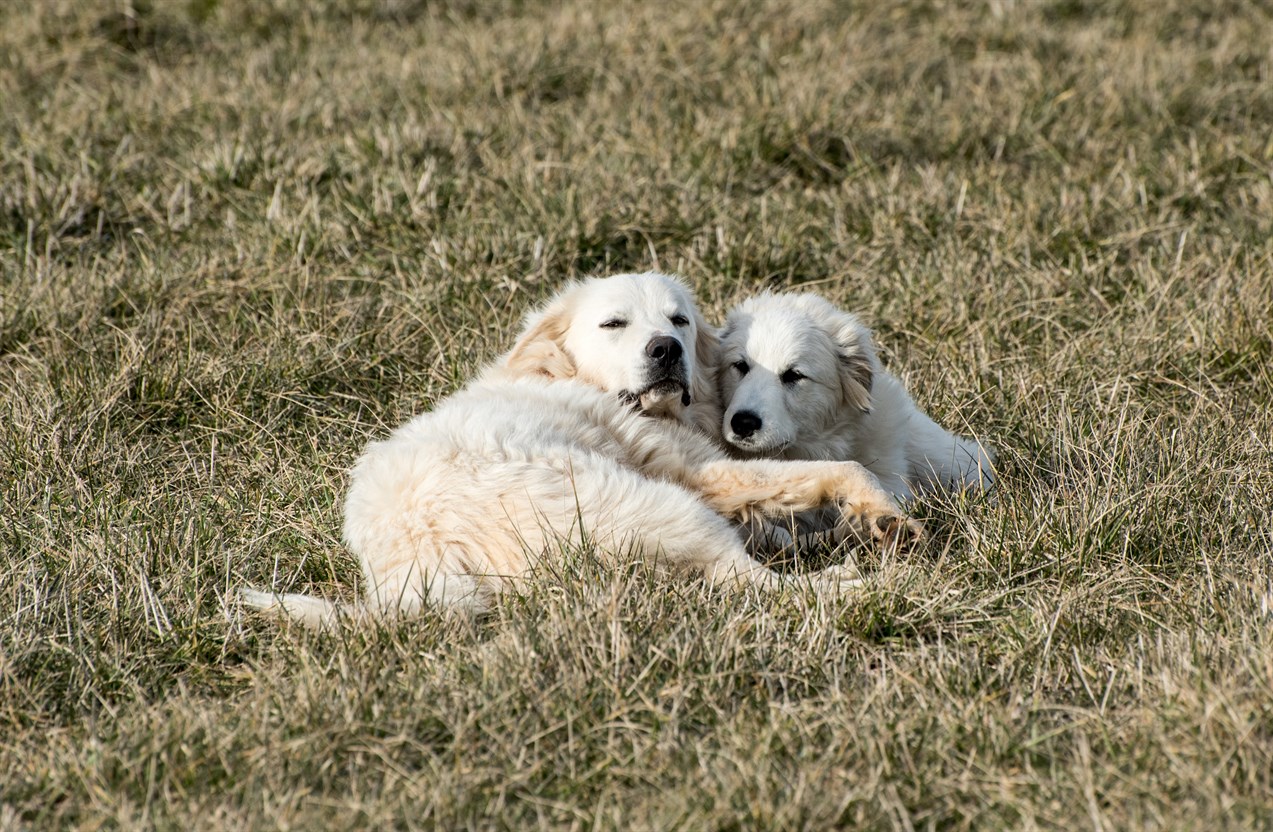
[
  {"x1": 837, "y1": 499, "x2": 925, "y2": 551},
  {"x1": 874, "y1": 513, "x2": 925, "y2": 549},
  {"x1": 741, "y1": 517, "x2": 795, "y2": 558},
  {"x1": 810, "y1": 563, "x2": 864, "y2": 594}
]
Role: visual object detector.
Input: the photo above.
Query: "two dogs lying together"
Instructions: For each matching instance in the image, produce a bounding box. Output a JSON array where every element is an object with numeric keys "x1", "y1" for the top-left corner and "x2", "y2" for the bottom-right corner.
[{"x1": 242, "y1": 273, "x2": 993, "y2": 626}]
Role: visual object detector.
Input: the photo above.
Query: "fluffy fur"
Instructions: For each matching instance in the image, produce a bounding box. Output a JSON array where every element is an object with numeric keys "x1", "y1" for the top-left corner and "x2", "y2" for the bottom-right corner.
[
  {"x1": 718, "y1": 292, "x2": 995, "y2": 501},
  {"x1": 241, "y1": 274, "x2": 921, "y2": 627}
]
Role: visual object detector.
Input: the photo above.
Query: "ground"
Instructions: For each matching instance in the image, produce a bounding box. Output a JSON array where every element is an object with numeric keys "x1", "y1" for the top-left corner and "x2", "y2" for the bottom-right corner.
[{"x1": 2, "y1": 0, "x2": 1272, "y2": 829}]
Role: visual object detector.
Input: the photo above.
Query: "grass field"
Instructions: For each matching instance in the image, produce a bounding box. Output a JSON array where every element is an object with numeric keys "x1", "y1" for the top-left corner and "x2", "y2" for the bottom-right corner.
[{"x1": 3, "y1": 0, "x2": 1273, "y2": 828}]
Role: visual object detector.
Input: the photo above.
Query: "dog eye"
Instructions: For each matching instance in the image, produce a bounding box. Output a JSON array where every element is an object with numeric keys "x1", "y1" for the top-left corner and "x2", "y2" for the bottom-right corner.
[
  {"x1": 669, "y1": 314, "x2": 689, "y2": 327},
  {"x1": 599, "y1": 319, "x2": 628, "y2": 329},
  {"x1": 780, "y1": 369, "x2": 805, "y2": 385},
  {"x1": 732, "y1": 360, "x2": 750, "y2": 376}
]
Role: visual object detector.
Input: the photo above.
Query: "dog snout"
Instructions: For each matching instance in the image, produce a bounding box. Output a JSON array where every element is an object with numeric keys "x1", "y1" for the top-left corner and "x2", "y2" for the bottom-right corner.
[
  {"x1": 645, "y1": 335, "x2": 683, "y2": 369},
  {"x1": 730, "y1": 410, "x2": 762, "y2": 439}
]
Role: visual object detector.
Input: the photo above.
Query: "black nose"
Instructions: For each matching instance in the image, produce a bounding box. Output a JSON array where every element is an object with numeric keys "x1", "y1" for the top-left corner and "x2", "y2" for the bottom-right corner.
[
  {"x1": 730, "y1": 410, "x2": 762, "y2": 438},
  {"x1": 646, "y1": 335, "x2": 683, "y2": 369}
]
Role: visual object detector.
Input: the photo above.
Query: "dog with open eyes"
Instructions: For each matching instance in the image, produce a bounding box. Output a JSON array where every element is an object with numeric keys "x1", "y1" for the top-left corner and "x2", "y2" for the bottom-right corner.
[
  {"x1": 241, "y1": 273, "x2": 922, "y2": 626},
  {"x1": 717, "y1": 291, "x2": 994, "y2": 502}
]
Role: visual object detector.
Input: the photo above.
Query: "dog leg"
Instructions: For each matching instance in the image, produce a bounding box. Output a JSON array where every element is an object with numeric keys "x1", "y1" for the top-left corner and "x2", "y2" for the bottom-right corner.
[
  {"x1": 563, "y1": 465, "x2": 861, "y2": 595},
  {"x1": 904, "y1": 408, "x2": 996, "y2": 494},
  {"x1": 678, "y1": 459, "x2": 924, "y2": 551}
]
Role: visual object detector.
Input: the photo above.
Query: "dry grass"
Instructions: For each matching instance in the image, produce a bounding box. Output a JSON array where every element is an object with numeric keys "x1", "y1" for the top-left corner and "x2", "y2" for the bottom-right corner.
[{"x1": 2, "y1": 0, "x2": 1272, "y2": 828}]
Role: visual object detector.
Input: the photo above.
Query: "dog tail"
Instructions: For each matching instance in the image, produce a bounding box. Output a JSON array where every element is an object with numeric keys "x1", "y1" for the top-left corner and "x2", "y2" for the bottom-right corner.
[{"x1": 238, "y1": 587, "x2": 361, "y2": 629}]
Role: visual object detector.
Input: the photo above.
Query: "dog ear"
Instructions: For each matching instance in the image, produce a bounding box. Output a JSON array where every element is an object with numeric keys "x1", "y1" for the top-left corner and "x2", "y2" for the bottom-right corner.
[
  {"x1": 829, "y1": 314, "x2": 877, "y2": 414},
  {"x1": 504, "y1": 289, "x2": 578, "y2": 380}
]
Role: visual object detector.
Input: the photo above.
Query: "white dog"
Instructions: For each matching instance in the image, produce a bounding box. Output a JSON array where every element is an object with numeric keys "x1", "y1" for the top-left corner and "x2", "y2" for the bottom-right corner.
[
  {"x1": 241, "y1": 274, "x2": 921, "y2": 626},
  {"x1": 718, "y1": 292, "x2": 994, "y2": 501}
]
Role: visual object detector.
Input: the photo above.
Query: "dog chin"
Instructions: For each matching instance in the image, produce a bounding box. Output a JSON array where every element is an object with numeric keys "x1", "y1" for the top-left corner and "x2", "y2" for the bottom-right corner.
[
  {"x1": 726, "y1": 435, "x2": 790, "y2": 455},
  {"x1": 624, "y1": 379, "x2": 689, "y2": 416}
]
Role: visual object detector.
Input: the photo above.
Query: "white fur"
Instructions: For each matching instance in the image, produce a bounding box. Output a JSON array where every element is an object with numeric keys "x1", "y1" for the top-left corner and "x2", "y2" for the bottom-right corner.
[
  {"x1": 240, "y1": 274, "x2": 920, "y2": 627},
  {"x1": 718, "y1": 292, "x2": 995, "y2": 501}
]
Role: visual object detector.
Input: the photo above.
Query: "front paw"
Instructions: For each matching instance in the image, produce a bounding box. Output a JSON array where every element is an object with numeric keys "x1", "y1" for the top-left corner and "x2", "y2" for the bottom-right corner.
[
  {"x1": 837, "y1": 497, "x2": 924, "y2": 551},
  {"x1": 741, "y1": 516, "x2": 795, "y2": 558},
  {"x1": 810, "y1": 563, "x2": 864, "y2": 594}
]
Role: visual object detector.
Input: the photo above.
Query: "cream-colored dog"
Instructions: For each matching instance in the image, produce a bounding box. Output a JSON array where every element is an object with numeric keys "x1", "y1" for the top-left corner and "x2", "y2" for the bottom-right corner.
[
  {"x1": 719, "y1": 292, "x2": 995, "y2": 500},
  {"x1": 241, "y1": 274, "x2": 920, "y2": 626}
]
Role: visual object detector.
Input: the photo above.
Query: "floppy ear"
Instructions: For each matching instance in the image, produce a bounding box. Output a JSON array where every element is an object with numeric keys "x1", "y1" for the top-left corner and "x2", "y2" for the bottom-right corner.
[
  {"x1": 685, "y1": 306, "x2": 724, "y2": 435},
  {"x1": 828, "y1": 313, "x2": 877, "y2": 414},
  {"x1": 503, "y1": 290, "x2": 578, "y2": 380}
]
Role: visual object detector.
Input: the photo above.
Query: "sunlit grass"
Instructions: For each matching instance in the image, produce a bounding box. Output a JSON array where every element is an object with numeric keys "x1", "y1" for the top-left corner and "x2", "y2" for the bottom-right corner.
[{"x1": 2, "y1": 0, "x2": 1271, "y2": 828}]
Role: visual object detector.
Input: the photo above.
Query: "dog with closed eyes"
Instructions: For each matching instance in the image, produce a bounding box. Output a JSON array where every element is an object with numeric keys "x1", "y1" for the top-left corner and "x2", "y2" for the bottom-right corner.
[
  {"x1": 240, "y1": 273, "x2": 922, "y2": 626},
  {"x1": 718, "y1": 291, "x2": 995, "y2": 502}
]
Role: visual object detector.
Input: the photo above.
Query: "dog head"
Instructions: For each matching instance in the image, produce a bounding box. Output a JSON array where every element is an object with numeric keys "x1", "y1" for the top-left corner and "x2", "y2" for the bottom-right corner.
[
  {"x1": 502, "y1": 272, "x2": 721, "y2": 430},
  {"x1": 718, "y1": 292, "x2": 878, "y2": 455}
]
